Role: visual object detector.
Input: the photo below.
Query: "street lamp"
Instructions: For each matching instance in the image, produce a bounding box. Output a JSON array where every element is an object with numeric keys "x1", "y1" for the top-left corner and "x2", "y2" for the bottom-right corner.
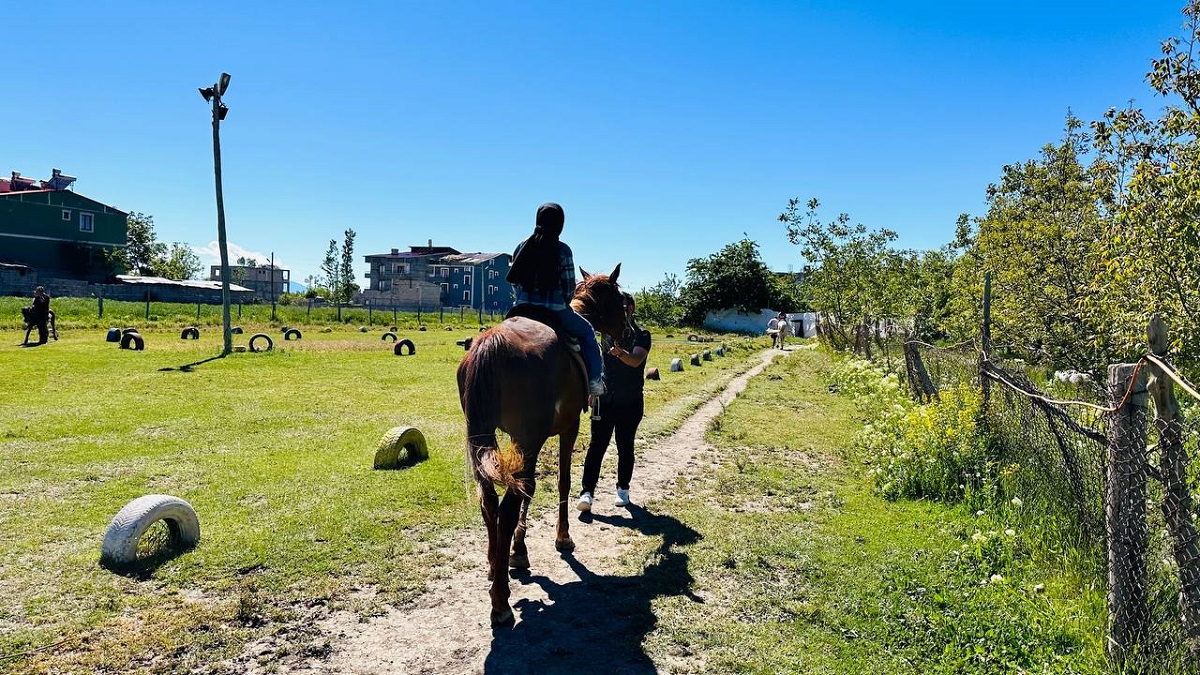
[{"x1": 199, "y1": 72, "x2": 234, "y2": 356}]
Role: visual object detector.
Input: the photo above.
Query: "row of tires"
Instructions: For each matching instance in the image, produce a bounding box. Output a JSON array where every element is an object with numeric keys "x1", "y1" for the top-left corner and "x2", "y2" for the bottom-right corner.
[
  {"x1": 100, "y1": 426, "x2": 429, "y2": 569},
  {"x1": 667, "y1": 346, "x2": 725, "y2": 372},
  {"x1": 103, "y1": 326, "x2": 421, "y2": 356}
]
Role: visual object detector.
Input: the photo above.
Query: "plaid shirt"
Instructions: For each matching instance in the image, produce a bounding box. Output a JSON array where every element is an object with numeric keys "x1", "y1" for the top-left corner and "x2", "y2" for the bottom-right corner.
[{"x1": 512, "y1": 240, "x2": 576, "y2": 311}]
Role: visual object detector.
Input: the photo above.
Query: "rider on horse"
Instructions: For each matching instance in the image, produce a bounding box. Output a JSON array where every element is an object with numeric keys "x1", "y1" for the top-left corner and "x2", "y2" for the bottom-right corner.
[{"x1": 506, "y1": 202, "x2": 606, "y2": 397}]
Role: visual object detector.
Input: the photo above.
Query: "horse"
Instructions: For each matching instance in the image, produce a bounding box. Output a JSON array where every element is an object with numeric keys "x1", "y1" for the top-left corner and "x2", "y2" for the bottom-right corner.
[{"x1": 457, "y1": 264, "x2": 629, "y2": 626}]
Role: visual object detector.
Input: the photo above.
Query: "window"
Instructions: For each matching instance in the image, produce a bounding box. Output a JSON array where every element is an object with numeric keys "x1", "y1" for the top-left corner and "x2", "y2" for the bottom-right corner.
[
  {"x1": 488, "y1": 284, "x2": 496, "y2": 295},
  {"x1": 440, "y1": 268, "x2": 449, "y2": 278},
  {"x1": 464, "y1": 275, "x2": 471, "y2": 286},
  {"x1": 79, "y1": 212, "x2": 94, "y2": 233},
  {"x1": 62, "y1": 209, "x2": 71, "y2": 221},
  {"x1": 463, "y1": 290, "x2": 470, "y2": 303},
  {"x1": 440, "y1": 283, "x2": 449, "y2": 295}
]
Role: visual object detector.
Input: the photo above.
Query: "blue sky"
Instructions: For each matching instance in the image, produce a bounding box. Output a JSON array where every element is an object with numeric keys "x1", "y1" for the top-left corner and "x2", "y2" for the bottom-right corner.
[{"x1": 5, "y1": 1, "x2": 1188, "y2": 292}]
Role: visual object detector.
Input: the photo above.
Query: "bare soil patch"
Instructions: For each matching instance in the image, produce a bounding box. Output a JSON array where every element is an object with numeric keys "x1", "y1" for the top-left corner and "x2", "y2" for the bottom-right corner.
[{"x1": 223, "y1": 349, "x2": 786, "y2": 675}]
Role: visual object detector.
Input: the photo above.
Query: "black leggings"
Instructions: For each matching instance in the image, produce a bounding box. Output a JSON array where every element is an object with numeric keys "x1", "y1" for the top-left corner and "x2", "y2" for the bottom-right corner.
[{"x1": 581, "y1": 398, "x2": 644, "y2": 492}]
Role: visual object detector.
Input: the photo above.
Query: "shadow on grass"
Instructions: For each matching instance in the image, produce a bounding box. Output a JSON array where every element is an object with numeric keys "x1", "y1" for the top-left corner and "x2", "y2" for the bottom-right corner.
[
  {"x1": 484, "y1": 504, "x2": 702, "y2": 674},
  {"x1": 158, "y1": 354, "x2": 226, "y2": 373},
  {"x1": 100, "y1": 542, "x2": 198, "y2": 581}
]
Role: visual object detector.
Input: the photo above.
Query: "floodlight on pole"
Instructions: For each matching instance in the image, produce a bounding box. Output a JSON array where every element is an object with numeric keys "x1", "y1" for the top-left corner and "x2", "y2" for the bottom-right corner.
[{"x1": 200, "y1": 71, "x2": 234, "y2": 356}]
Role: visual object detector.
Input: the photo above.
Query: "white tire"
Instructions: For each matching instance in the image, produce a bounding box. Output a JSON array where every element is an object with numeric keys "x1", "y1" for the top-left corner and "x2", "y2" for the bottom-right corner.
[{"x1": 100, "y1": 494, "x2": 200, "y2": 568}]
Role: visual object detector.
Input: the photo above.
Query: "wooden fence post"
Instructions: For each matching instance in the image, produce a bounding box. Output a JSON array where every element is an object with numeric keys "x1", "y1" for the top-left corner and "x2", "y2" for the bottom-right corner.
[
  {"x1": 980, "y1": 272, "x2": 992, "y2": 408},
  {"x1": 1147, "y1": 315, "x2": 1200, "y2": 652},
  {"x1": 1106, "y1": 362, "x2": 1150, "y2": 670}
]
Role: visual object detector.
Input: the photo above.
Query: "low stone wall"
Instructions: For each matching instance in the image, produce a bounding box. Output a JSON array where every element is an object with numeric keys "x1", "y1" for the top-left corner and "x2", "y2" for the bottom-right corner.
[{"x1": 1, "y1": 275, "x2": 255, "y2": 304}]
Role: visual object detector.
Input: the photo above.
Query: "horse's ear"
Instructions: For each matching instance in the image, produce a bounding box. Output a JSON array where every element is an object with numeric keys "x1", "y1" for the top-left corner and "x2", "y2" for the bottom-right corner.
[
  {"x1": 579, "y1": 267, "x2": 592, "y2": 280},
  {"x1": 609, "y1": 263, "x2": 621, "y2": 284}
]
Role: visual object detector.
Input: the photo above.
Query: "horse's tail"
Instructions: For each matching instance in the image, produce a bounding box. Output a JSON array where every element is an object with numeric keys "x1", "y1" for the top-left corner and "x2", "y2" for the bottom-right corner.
[{"x1": 460, "y1": 333, "x2": 527, "y2": 496}]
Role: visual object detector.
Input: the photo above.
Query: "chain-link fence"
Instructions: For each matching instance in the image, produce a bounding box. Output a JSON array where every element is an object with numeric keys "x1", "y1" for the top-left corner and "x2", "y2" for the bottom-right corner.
[{"x1": 897, "y1": 318, "x2": 1200, "y2": 671}]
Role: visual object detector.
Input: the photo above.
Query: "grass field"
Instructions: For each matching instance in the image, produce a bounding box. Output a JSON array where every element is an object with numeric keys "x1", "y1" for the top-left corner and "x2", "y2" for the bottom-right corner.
[{"x1": 0, "y1": 319, "x2": 758, "y2": 673}]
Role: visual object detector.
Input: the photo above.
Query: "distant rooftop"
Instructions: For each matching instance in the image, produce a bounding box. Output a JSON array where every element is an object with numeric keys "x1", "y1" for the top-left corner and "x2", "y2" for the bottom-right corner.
[{"x1": 0, "y1": 168, "x2": 76, "y2": 194}]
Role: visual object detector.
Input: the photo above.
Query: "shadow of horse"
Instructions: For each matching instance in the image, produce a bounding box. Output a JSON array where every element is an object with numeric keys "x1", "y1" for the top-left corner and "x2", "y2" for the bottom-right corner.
[{"x1": 484, "y1": 505, "x2": 703, "y2": 674}]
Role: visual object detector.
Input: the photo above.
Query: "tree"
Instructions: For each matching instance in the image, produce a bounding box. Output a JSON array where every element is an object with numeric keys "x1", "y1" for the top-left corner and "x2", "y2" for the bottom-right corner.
[
  {"x1": 948, "y1": 115, "x2": 1111, "y2": 371},
  {"x1": 1091, "y1": 1, "x2": 1200, "y2": 365},
  {"x1": 779, "y1": 198, "x2": 906, "y2": 348},
  {"x1": 320, "y1": 239, "x2": 342, "y2": 319},
  {"x1": 678, "y1": 238, "x2": 787, "y2": 325},
  {"x1": 157, "y1": 243, "x2": 202, "y2": 281},
  {"x1": 122, "y1": 212, "x2": 168, "y2": 276},
  {"x1": 114, "y1": 212, "x2": 201, "y2": 280},
  {"x1": 634, "y1": 273, "x2": 685, "y2": 327},
  {"x1": 339, "y1": 228, "x2": 358, "y2": 304}
]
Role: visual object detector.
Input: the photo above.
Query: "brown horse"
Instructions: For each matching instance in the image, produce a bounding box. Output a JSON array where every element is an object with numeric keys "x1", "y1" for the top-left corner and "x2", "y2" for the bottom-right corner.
[{"x1": 457, "y1": 264, "x2": 628, "y2": 626}]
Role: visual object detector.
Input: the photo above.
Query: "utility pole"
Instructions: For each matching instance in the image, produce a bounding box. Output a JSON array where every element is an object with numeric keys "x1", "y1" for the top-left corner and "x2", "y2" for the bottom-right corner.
[{"x1": 200, "y1": 72, "x2": 233, "y2": 355}]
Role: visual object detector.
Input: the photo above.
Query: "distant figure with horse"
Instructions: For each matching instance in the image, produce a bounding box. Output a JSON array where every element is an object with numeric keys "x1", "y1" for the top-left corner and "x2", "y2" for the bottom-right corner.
[
  {"x1": 767, "y1": 311, "x2": 789, "y2": 349},
  {"x1": 459, "y1": 245, "x2": 628, "y2": 625},
  {"x1": 505, "y1": 202, "x2": 606, "y2": 397},
  {"x1": 22, "y1": 286, "x2": 54, "y2": 346},
  {"x1": 578, "y1": 291, "x2": 651, "y2": 512}
]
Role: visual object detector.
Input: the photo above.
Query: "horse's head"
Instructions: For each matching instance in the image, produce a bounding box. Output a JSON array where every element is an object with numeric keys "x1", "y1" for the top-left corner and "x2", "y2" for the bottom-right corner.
[{"x1": 571, "y1": 263, "x2": 627, "y2": 340}]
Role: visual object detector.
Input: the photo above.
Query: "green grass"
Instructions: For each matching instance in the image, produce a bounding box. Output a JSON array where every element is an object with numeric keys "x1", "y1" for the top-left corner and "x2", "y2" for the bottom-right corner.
[
  {"x1": 633, "y1": 347, "x2": 1114, "y2": 674},
  {"x1": 0, "y1": 321, "x2": 759, "y2": 673}
]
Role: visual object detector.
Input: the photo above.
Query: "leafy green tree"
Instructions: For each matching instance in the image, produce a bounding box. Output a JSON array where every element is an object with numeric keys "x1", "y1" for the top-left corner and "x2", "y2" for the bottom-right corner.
[
  {"x1": 634, "y1": 273, "x2": 685, "y2": 327},
  {"x1": 122, "y1": 212, "x2": 168, "y2": 276},
  {"x1": 339, "y1": 228, "x2": 358, "y2": 304},
  {"x1": 156, "y1": 243, "x2": 202, "y2": 281},
  {"x1": 1091, "y1": 0, "x2": 1200, "y2": 365},
  {"x1": 779, "y1": 198, "x2": 906, "y2": 348},
  {"x1": 949, "y1": 116, "x2": 1111, "y2": 371},
  {"x1": 678, "y1": 239, "x2": 787, "y2": 325}
]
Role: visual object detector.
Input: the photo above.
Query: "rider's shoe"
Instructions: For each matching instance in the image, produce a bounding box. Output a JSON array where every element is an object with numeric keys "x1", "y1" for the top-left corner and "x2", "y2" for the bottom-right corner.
[
  {"x1": 576, "y1": 491, "x2": 593, "y2": 512},
  {"x1": 588, "y1": 378, "x2": 607, "y2": 397}
]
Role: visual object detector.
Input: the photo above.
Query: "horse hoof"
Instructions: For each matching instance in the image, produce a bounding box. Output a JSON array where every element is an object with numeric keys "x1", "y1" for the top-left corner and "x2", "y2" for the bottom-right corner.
[
  {"x1": 509, "y1": 554, "x2": 530, "y2": 569},
  {"x1": 491, "y1": 608, "x2": 515, "y2": 627},
  {"x1": 555, "y1": 538, "x2": 575, "y2": 552}
]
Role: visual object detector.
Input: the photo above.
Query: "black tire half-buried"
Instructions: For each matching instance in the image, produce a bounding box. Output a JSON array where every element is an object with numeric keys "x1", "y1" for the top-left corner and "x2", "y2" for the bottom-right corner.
[
  {"x1": 249, "y1": 333, "x2": 274, "y2": 352},
  {"x1": 120, "y1": 333, "x2": 145, "y2": 350},
  {"x1": 180, "y1": 327, "x2": 200, "y2": 340},
  {"x1": 394, "y1": 339, "x2": 416, "y2": 356},
  {"x1": 284, "y1": 328, "x2": 302, "y2": 341},
  {"x1": 381, "y1": 332, "x2": 398, "y2": 342}
]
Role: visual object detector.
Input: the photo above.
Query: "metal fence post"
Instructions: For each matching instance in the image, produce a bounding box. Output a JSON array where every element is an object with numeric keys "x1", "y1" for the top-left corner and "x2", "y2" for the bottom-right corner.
[{"x1": 1106, "y1": 362, "x2": 1149, "y2": 671}]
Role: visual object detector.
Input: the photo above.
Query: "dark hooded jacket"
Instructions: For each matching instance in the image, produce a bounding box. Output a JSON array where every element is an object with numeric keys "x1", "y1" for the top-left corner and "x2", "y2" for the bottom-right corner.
[{"x1": 507, "y1": 203, "x2": 575, "y2": 307}]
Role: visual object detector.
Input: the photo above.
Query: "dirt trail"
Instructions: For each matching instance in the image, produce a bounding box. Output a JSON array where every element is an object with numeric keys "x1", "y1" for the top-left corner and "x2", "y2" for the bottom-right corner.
[{"x1": 237, "y1": 349, "x2": 786, "y2": 675}]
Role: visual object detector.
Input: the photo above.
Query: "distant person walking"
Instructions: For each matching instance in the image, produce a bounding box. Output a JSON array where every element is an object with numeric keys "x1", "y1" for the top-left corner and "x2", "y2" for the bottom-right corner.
[
  {"x1": 578, "y1": 292, "x2": 651, "y2": 510},
  {"x1": 506, "y1": 202, "x2": 606, "y2": 397},
  {"x1": 27, "y1": 286, "x2": 51, "y2": 345},
  {"x1": 766, "y1": 311, "x2": 789, "y2": 349}
]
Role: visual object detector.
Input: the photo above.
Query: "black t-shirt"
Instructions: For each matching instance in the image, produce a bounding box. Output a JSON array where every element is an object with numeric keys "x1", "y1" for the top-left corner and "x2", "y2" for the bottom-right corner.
[{"x1": 600, "y1": 325, "x2": 652, "y2": 406}]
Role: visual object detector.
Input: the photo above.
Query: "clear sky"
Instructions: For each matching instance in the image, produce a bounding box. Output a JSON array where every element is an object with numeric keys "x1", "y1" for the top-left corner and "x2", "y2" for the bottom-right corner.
[{"x1": 5, "y1": 1, "x2": 1188, "y2": 292}]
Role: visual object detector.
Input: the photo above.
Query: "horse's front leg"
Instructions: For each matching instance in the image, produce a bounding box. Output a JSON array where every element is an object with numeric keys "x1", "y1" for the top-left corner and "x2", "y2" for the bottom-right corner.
[{"x1": 555, "y1": 422, "x2": 579, "y2": 552}]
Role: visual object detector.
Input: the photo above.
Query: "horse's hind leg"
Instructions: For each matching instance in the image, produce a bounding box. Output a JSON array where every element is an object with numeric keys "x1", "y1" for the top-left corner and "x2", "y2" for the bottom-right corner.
[
  {"x1": 477, "y1": 480, "x2": 500, "y2": 582},
  {"x1": 490, "y1": 487, "x2": 523, "y2": 625},
  {"x1": 510, "y1": 497, "x2": 531, "y2": 569}
]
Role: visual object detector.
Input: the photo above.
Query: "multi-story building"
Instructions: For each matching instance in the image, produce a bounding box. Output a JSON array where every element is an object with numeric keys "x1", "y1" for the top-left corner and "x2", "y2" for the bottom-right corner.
[
  {"x1": 0, "y1": 169, "x2": 127, "y2": 282},
  {"x1": 362, "y1": 243, "x2": 459, "y2": 307},
  {"x1": 428, "y1": 252, "x2": 513, "y2": 311},
  {"x1": 208, "y1": 263, "x2": 289, "y2": 302}
]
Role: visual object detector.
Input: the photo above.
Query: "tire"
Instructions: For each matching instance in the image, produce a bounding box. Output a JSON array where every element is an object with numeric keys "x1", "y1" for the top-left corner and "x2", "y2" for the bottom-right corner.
[
  {"x1": 373, "y1": 426, "x2": 429, "y2": 469},
  {"x1": 249, "y1": 333, "x2": 274, "y2": 352},
  {"x1": 359, "y1": 326, "x2": 369, "y2": 333},
  {"x1": 418, "y1": 326, "x2": 427, "y2": 332},
  {"x1": 381, "y1": 332, "x2": 398, "y2": 342},
  {"x1": 120, "y1": 333, "x2": 145, "y2": 350},
  {"x1": 690, "y1": 353, "x2": 701, "y2": 366},
  {"x1": 388, "y1": 326, "x2": 398, "y2": 332},
  {"x1": 394, "y1": 339, "x2": 416, "y2": 356},
  {"x1": 122, "y1": 327, "x2": 140, "y2": 336},
  {"x1": 284, "y1": 328, "x2": 302, "y2": 341},
  {"x1": 645, "y1": 367, "x2": 660, "y2": 380},
  {"x1": 670, "y1": 358, "x2": 684, "y2": 372},
  {"x1": 702, "y1": 349, "x2": 712, "y2": 361},
  {"x1": 180, "y1": 327, "x2": 200, "y2": 340},
  {"x1": 230, "y1": 326, "x2": 244, "y2": 335},
  {"x1": 100, "y1": 494, "x2": 200, "y2": 569},
  {"x1": 687, "y1": 334, "x2": 699, "y2": 342},
  {"x1": 106, "y1": 328, "x2": 121, "y2": 343}
]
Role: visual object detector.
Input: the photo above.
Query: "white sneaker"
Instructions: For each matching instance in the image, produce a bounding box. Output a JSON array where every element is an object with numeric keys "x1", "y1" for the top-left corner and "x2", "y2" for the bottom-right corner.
[
  {"x1": 614, "y1": 488, "x2": 630, "y2": 507},
  {"x1": 576, "y1": 491, "x2": 593, "y2": 512},
  {"x1": 588, "y1": 379, "x2": 607, "y2": 397}
]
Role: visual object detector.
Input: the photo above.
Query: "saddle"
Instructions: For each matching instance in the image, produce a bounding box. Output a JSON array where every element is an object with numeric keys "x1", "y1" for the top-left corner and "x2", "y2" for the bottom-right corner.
[{"x1": 506, "y1": 303, "x2": 589, "y2": 403}]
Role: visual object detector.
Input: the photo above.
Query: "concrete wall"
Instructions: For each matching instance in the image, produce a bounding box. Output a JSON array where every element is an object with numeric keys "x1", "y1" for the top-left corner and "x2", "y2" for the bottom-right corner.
[{"x1": 702, "y1": 307, "x2": 819, "y2": 337}]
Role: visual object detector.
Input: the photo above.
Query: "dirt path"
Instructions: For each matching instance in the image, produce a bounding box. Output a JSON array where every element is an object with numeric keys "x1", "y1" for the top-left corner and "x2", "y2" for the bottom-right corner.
[{"x1": 236, "y1": 349, "x2": 786, "y2": 675}]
